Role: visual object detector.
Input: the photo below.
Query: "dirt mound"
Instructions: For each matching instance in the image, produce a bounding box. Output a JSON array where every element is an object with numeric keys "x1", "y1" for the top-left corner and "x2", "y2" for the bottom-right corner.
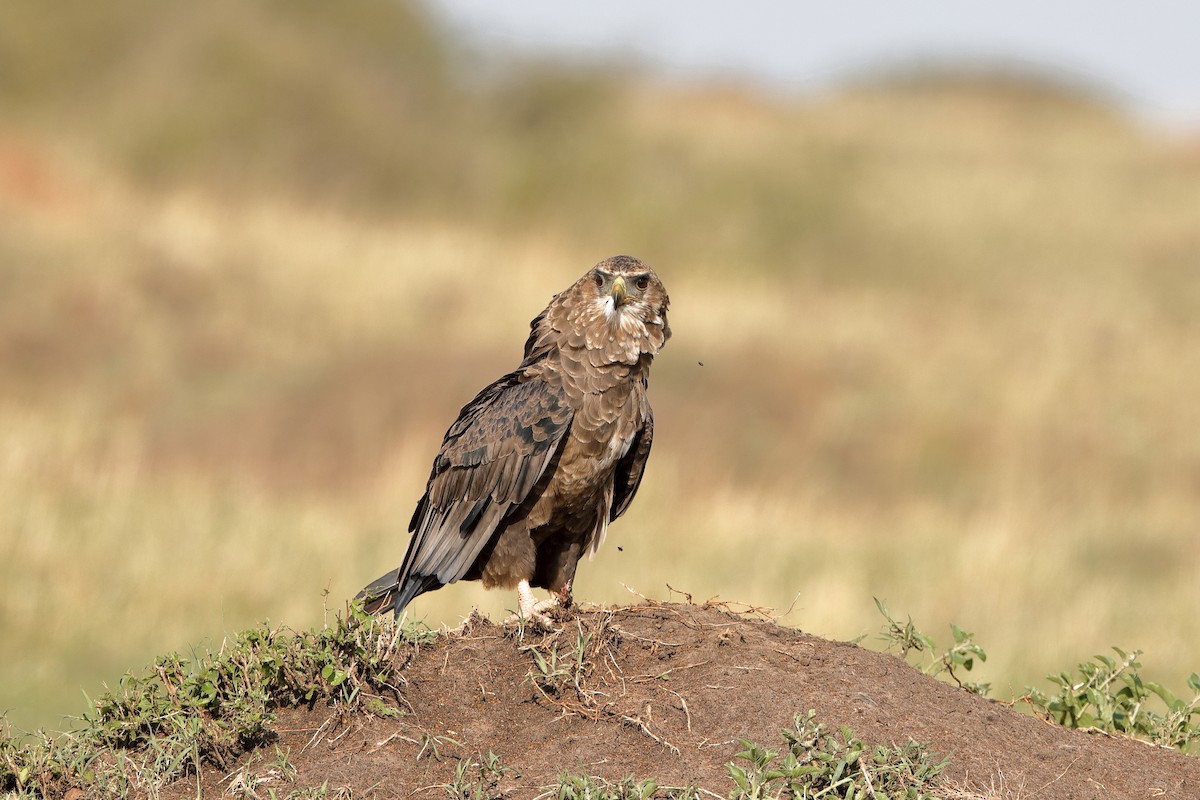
[{"x1": 165, "y1": 603, "x2": 1198, "y2": 799}]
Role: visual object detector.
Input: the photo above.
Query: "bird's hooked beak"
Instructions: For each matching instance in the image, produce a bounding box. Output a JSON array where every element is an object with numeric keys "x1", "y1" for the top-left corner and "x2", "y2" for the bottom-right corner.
[{"x1": 609, "y1": 275, "x2": 629, "y2": 306}]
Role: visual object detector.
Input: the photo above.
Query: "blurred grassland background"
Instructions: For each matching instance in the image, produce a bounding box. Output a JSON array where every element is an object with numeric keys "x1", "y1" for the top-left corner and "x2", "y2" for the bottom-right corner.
[{"x1": 3, "y1": 0, "x2": 1200, "y2": 732}]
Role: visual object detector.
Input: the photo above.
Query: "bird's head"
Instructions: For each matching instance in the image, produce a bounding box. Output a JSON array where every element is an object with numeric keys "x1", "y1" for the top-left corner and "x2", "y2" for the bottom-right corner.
[
  {"x1": 586, "y1": 255, "x2": 671, "y2": 348},
  {"x1": 527, "y1": 256, "x2": 670, "y2": 368}
]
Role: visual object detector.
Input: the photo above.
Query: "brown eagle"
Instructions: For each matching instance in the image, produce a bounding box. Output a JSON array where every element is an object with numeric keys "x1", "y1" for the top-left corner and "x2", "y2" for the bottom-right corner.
[{"x1": 358, "y1": 255, "x2": 670, "y2": 626}]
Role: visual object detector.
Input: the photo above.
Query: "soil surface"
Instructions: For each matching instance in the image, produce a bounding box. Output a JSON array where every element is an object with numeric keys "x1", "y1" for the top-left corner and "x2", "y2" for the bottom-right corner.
[{"x1": 166, "y1": 603, "x2": 1199, "y2": 799}]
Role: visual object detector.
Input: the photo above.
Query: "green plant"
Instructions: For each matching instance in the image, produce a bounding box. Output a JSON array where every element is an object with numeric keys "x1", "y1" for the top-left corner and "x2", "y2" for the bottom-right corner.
[
  {"x1": 871, "y1": 602, "x2": 1200, "y2": 753},
  {"x1": 523, "y1": 622, "x2": 598, "y2": 699},
  {"x1": 0, "y1": 605, "x2": 425, "y2": 798},
  {"x1": 444, "y1": 751, "x2": 509, "y2": 799},
  {"x1": 416, "y1": 732, "x2": 462, "y2": 763},
  {"x1": 873, "y1": 598, "x2": 991, "y2": 696},
  {"x1": 1020, "y1": 648, "x2": 1200, "y2": 752},
  {"x1": 526, "y1": 643, "x2": 571, "y2": 692},
  {"x1": 872, "y1": 598, "x2": 936, "y2": 660},
  {"x1": 555, "y1": 773, "x2": 672, "y2": 800},
  {"x1": 725, "y1": 711, "x2": 948, "y2": 799},
  {"x1": 282, "y1": 781, "x2": 355, "y2": 799}
]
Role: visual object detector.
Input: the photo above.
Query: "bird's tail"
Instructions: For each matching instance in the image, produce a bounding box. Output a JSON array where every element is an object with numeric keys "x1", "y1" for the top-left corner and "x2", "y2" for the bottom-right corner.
[
  {"x1": 355, "y1": 568, "x2": 440, "y2": 618},
  {"x1": 356, "y1": 568, "x2": 401, "y2": 615}
]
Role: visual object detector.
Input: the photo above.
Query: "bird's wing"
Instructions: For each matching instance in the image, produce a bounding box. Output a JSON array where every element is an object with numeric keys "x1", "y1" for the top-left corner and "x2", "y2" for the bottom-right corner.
[
  {"x1": 389, "y1": 370, "x2": 574, "y2": 606},
  {"x1": 610, "y1": 408, "x2": 653, "y2": 522}
]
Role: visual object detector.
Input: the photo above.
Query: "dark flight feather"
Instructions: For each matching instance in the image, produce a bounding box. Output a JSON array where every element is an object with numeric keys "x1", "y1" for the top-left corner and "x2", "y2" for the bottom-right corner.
[{"x1": 610, "y1": 409, "x2": 654, "y2": 523}]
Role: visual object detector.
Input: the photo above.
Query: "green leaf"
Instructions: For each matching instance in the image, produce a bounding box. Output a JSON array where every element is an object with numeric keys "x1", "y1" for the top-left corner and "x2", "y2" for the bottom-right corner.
[
  {"x1": 321, "y1": 664, "x2": 348, "y2": 686},
  {"x1": 725, "y1": 763, "x2": 750, "y2": 792}
]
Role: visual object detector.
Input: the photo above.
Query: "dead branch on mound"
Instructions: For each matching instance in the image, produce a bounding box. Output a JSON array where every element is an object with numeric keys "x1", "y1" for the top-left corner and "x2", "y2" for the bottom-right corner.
[{"x1": 620, "y1": 713, "x2": 680, "y2": 755}]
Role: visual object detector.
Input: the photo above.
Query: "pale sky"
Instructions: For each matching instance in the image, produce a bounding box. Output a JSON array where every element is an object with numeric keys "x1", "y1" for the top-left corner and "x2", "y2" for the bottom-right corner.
[{"x1": 428, "y1": 1, "x2": 1200, "y2": 129}]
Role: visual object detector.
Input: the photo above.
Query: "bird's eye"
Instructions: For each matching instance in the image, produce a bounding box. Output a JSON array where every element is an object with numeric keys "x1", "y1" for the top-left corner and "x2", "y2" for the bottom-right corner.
[
  {"x1": 593, "y1": 273, "x2": 605, "y2": 288},
  {"x1": 635, "y1": 275, "x2": 650, "y2": 291}
]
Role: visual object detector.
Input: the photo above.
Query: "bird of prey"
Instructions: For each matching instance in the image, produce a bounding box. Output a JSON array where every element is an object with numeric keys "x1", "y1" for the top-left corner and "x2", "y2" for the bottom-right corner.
[{"x1": 358, "y1": 255, "x2": 670, "y2": 627}]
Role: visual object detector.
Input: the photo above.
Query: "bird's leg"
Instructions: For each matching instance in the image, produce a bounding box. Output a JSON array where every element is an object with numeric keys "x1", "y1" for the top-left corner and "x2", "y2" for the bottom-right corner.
[
  {"x1": 509, "y1": 579, "x2": 556, "y2": 631},
  {"x1": 517, "y1": 579, "x2": 539, "y2": 619}
]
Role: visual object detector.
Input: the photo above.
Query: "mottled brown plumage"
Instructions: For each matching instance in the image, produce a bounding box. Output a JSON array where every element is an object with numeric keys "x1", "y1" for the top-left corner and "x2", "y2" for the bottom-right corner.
[{"x1": 358, "y1": 256, "x2": 670, "y2": 623}]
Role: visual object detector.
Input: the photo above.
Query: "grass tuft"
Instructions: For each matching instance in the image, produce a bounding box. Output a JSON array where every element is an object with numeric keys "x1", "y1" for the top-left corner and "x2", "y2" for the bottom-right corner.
[
  {"x1": 443, "y1": 751, "x2": 510, "y2": 800},
  {"x1": 0, "y1": 602, "x2": 426, "y2": 798}
]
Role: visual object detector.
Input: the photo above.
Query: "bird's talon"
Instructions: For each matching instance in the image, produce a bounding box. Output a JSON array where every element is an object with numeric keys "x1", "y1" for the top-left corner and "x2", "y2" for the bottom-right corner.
[
  {"x1": 503, "y1": 610, "x2": 557, "y2": 633},
  {"x1": 531, "y1": 597, "x2": 560, "y2": 614}
]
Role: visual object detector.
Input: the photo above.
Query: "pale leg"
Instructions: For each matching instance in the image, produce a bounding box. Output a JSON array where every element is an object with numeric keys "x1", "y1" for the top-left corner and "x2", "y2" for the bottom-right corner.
[
  {"x1": 509, "y1": 578, "x2": 557, "y2": 631},
  {"x1": 517, "y1": 579, "x2": 539, "y2": 619}
]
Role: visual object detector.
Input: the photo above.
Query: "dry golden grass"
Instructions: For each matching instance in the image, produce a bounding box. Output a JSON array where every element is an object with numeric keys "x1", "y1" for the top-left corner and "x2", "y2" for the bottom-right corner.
[{"x1": 3, "y1": 65, "x2": 1200, "y2": 735}]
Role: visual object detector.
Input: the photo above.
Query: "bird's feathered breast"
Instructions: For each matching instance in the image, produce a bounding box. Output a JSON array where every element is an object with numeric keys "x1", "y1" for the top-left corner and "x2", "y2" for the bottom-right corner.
[{"x1": 515, "y1": 262, "x2": 670, "y2": 553}]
